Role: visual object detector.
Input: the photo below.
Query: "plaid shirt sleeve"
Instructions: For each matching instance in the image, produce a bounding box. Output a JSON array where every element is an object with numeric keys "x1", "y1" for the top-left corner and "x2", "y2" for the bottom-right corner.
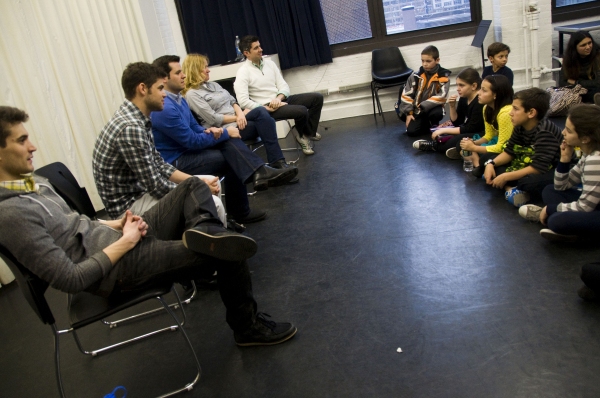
[
  {"x1": 117, "y1": 124, "x2": 176, "y2": 197},
  {"x1": 93, "y1": 101, "x2": 176, "y2": 219}
]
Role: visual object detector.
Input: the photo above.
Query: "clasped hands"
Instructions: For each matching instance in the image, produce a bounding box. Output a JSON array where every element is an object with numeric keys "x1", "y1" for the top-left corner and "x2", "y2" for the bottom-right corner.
[{"x1": 265, "y1": 97, "x2": 287, "y2": 112}]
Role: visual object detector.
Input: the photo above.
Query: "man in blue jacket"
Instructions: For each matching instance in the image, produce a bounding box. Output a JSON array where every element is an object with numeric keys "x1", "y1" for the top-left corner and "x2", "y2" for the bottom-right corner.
[{"x1": 151, "y1": 55, "x2": 298, "y2": 224}]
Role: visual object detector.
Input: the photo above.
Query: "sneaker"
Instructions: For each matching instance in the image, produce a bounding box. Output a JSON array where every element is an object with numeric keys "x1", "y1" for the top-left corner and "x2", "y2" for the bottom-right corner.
[
  {"x1": 594, "y1": 92, "x2": 600, "y2": 107},
  {"x1": 446, "y1": 147, "x2": 462, "y2": 160},
  {"x1": 309, "y1": 132, "x2": 322, "y2": 141},
  {"x1": 539, "y1": 228, "x2": 578, "y2": 242},
  {"x1": 412, "y1": 139, "x2": 436, "y2": 152},
  {"x1": 234, "y1": 313, "x2": 297, "y2": 346},
  {"x1": 183, "y1": 224, "x2": 258, "y2": 262},
  {"x1": 518, "y1": 204, "x2": 543, "y2": 222},
  {"x1": 294, "y1": 132, "x2": 314, "y2": 155},
  {"x1": 505, "y1": 187, "x2": 530, "y2": 207}
]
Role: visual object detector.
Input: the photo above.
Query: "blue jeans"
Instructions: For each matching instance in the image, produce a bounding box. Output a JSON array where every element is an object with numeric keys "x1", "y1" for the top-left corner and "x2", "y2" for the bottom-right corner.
[
  {"x1": 240, "y1": 107, "x2": 284, "y2": 164},
  {"x1": 104, "y1": 178, "x2": 257, "y2": 332},
  {"x1": 542, "y1": 185, "x2": 600, "y2": 236},
  {"x1": 174, "y1": 138, "x2": 265, "y2": 219}
]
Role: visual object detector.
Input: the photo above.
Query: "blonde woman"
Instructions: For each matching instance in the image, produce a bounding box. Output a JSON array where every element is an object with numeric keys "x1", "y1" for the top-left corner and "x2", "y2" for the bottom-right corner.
[{"x1": 182, "y1": 54, "x2": 294, "y2": 171}]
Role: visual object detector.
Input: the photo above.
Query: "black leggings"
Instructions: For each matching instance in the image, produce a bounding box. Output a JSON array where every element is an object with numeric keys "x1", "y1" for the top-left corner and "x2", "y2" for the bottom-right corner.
[{"x1": 542, "y1": 185, "x2": 600, "y2": 236}]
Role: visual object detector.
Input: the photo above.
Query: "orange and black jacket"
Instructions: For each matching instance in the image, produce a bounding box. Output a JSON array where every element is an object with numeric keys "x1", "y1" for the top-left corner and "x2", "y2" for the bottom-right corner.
[{"x1": 398, "y1": 66, "x2": 451, "y2": 116}]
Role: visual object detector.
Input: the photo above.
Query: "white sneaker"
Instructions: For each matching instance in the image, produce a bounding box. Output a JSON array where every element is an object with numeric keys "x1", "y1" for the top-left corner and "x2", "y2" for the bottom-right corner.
[
  {"x1": 295, "y1": 133, "x2": 314, "y2": 155},
  {"x1": 540, "y1": 229, "x2": 578, "y2": 242},
  {"x1": 309, "y1": 133, "x2": 322, "y2": 141},
  {"x1": 519, "y1": 204, "x2": 542, "y2": 222}
]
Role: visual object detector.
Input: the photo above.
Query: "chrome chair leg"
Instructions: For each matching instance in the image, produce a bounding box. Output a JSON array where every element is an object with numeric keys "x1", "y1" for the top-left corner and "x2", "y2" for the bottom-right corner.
[{"x1": 101, "y1": 282, "x2": 196, "y2": 328}]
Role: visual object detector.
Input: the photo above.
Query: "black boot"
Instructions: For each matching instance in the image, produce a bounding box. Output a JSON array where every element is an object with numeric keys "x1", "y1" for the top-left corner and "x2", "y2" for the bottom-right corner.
[
  {"x1": 271, "y1": 160, "x2": 300, "y2": 184},
  {"x1": 253, "y1": 164, "x2": 298, "y2": 191}
]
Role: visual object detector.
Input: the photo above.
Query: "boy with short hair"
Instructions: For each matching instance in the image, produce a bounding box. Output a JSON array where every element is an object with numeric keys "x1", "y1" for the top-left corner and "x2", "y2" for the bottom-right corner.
[
  {"x1": 482, "y1": 88, "x2": 563, "y2": 207},
  {"x1": 397, "y1": 45, "x2": 451, "y2": 137},
  {"x1": 482, "y1": 42, "x2": 514, "y2": 86}
]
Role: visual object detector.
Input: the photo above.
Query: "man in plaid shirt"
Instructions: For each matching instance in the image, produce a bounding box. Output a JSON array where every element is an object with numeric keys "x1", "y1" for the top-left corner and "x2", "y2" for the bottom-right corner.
[{"x1": 93, "y1": 63, "x2": 225, "y2": 220}]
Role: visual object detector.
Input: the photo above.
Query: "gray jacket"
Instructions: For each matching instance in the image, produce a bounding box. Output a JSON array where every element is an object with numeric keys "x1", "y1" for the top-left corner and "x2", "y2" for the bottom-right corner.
[{"x1": 0, "y1": 176, "x2": 121, "y2": 296}]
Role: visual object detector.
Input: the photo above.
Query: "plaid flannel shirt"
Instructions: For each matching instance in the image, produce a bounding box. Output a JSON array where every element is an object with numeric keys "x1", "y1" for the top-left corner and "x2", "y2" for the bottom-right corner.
[{"x1": 93, "y1": 100, "x2": 176, "y2": 219}]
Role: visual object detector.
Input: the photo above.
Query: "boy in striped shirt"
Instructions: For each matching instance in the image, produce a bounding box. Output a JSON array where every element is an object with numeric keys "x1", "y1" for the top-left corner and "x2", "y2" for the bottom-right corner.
[{"x1": 482, "y1": 88, "x2": 563, "y2": 207}]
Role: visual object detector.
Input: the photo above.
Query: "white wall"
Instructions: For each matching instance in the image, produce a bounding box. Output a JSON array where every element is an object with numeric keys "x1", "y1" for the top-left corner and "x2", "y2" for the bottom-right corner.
[{"x1": 151, "y1": 0, "x2": 579, "y2": 122}]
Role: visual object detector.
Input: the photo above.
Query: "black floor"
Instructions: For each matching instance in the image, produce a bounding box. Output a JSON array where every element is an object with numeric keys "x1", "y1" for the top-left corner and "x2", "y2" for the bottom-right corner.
[{"x1": 3, "y1": 112, "x2": 600, "y2": 397}]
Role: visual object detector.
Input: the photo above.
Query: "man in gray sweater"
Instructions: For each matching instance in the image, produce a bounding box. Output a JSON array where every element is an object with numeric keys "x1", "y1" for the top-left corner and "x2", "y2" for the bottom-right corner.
[{"x1": 0, "y1": 106, "x2": 296, "y2": 346}]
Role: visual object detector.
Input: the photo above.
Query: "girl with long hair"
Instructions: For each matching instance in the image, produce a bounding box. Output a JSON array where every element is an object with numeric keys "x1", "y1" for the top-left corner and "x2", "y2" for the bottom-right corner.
[
  {"x1": 412, "y1": 68, "x2": 485, "y2": 158},
  {"x1": 459, "y1": 74, "x2": 514, "y2": 175}
]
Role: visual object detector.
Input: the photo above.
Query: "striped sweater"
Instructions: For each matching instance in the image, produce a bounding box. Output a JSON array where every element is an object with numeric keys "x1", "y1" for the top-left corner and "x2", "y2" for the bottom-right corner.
[
  {"x1": 503, "y1": 118, "x2": 563, "y2": 172},
  {"x1": 553, "y1": 150, "x2": 600, "y2": 212}
]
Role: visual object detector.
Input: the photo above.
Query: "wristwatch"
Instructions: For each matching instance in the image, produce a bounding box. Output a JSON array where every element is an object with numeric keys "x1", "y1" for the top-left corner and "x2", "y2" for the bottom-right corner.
[{"x1": 484, "y1": 159, "x2": 496, "y2": 166}]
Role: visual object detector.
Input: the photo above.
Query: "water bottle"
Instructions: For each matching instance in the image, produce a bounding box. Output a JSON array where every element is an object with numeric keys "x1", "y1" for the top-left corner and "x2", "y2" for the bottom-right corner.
[
  {"x1": 461, "y1": 138, "x2": 473, "y2": 172},
  {"x1": 235, "y1": 36, "x2": 244, "y2": 61},
  {"x1": 462, "y1": 156, "x2": 473, "y2": 172}
]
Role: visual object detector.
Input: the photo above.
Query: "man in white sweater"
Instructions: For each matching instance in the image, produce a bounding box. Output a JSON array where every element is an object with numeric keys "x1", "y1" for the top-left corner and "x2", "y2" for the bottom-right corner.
[{"x1": 234, "y1": 35, "x2": 324, "y2": 155}]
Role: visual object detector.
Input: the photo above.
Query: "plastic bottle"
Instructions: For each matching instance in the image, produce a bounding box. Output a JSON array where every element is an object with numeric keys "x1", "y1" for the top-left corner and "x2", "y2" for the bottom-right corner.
[
  {"x1": 461, "y1": 138, "x2": 473, "y2": 172},
  {"x1": 235, "y1": 36, "x2": 243, "y2": 61}
]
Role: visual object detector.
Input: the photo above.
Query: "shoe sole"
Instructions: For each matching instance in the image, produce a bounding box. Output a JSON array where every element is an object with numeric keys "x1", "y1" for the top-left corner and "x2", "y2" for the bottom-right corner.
[
  {"x1": 539, "y1": 229, "x2": 578, "y2": 242},
  {"x1": 255, "y1": 167, "x2": 298, "y2": 191},
  {"x1": 235, "y1": 326, "x2": 298, "y2": 347},
  {"x1": 183, "y1": 230, "x2": 258, "y2": 261}
]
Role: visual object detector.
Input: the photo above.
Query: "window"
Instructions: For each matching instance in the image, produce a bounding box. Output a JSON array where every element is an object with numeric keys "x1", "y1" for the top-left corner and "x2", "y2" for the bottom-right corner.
[
  {"x1": 552, "y1": 0, "x2": 600, "y2": 23},
  {"x1": 319, "y1": 0, "x2": 482, "y2": 57}
]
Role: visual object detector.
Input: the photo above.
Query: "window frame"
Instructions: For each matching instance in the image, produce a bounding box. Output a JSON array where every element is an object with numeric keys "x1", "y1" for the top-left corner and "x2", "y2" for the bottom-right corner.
[
  {"x1": 328, "y1": 0, "x2": 483, "y2": 57},
  {"x1": 551, "y1": 0, "x2": 600, "y2": 23}
]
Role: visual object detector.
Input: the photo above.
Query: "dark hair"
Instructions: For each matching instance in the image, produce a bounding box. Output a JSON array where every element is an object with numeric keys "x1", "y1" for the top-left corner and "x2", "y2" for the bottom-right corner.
[
  {"x1": 152, "y1": 55, "x2": 181, "y2": 77},
  {"x1": 567, "y1": 104, "x2": 600, "y2": 152},
  {"x1": 0, "y1": 106, "x2": 29, "y2": 147},
  {"x1": 487, "y1": 42, "x2": 511, "y2": 58},
  {"x1": 513, "y1": 87, "x2": 550, "y2": 120},
  {"x1": 482, "y1": 75, "x2": 514, "y2": 126},
  {"x1": 121, "y1": 62, "x2": 167, "y2": 100},
  {"x1": 562, "y1": 31, "x2": 600, "y2": 82},
  {"x1": 421, "y1": 45, "x2": 439, "y2": 60},
  {"x1": 456, "y1": 67, "x2": 482, "y2": 89},
  {"x1": 239, "y1": 35, "x2": 260, "y2": 54}
]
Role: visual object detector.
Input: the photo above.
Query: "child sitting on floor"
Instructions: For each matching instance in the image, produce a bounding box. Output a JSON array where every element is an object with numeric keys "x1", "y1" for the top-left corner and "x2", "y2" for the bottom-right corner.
[
  {"x1": 482, "y1": 88, "x2": 563, "y2": 207},
  {"x1": 397, "y1": 45, "x2": 451, "y2": 137},
  {"x1": 519, "y1": 104, "x2": 600, "y2": 242},
  {"x1": 412, "y1": 68, "x2": 485, "y2": 158},
  {"x1": 459, "y1": 75, "x2": 514, "y2": 176}
]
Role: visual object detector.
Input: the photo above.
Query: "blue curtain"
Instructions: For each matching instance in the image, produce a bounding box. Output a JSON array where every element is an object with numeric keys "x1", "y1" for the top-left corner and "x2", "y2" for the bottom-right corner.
[{"x1": 176, "y1": 0, "x2": 332, "y2": 70}]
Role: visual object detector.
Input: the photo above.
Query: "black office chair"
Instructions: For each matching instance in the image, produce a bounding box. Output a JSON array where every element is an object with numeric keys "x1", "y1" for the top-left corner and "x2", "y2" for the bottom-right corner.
[
  {"x1": 371, "y1": 47, "x2": 413, "y2": 121},
  {"x1": 0, "y1": 243, "x2": 201, "y2": 398},
  {"x1": 35, "y1": 162, "x2": 198, "y2": 327},
  {"x1": 35, "y1": 162, "x2": 97, "y2": 218}
]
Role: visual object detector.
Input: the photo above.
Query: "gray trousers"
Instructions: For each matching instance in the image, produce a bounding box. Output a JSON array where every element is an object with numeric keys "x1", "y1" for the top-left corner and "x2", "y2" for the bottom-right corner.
[{"x1": 103, "y1": 178, "x2": 257, "y2": 332}]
